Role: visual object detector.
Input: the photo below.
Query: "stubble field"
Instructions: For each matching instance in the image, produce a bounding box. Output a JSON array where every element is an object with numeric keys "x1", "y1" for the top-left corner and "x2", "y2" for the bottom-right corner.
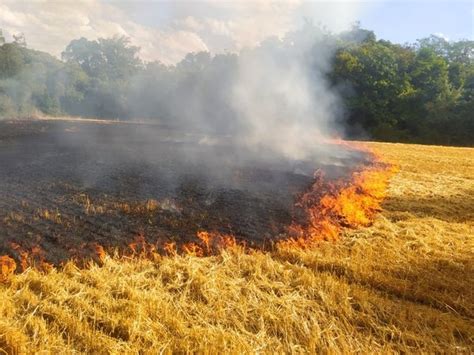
[{"x1": 0, "y1": 124, "x2": 473, "y2": 353}]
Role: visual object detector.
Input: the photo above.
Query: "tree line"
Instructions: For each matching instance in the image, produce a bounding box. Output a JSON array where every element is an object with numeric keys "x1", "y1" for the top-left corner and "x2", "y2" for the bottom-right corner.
[{"x1": 0, "y1": 25, "x2": 472, "y2": 145}]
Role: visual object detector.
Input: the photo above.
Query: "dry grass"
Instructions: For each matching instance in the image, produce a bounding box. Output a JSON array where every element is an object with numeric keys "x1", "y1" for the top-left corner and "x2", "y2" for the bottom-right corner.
[{"x1": 1, "y1": 142, "x2": 473, "y2": 353}]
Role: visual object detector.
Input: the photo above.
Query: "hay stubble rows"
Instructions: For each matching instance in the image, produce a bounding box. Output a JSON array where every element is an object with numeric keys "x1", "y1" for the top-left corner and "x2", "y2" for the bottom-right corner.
[{"x1": 0, "y1": 121, "x2": 473, "y2": 353}]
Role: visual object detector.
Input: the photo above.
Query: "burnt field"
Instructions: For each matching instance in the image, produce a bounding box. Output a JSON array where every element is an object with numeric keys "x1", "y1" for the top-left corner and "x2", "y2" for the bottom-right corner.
[{"x1": 0, "y1": 119, "x2": 369, "y2": 264}]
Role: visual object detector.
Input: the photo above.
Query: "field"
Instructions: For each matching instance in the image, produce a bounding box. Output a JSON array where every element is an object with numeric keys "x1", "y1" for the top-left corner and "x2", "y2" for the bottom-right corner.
[
  {"x1": 1, "y1": 124, "x2": 473, "y2": 353},
  {"x1": 0, "y1": 119, "x2": 368, "y2": 264}
]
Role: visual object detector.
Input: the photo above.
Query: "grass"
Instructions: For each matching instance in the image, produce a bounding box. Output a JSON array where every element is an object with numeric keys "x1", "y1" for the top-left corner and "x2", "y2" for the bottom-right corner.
[{"x1": 1, "y1": 142, "x2": 473, "y2": 353}]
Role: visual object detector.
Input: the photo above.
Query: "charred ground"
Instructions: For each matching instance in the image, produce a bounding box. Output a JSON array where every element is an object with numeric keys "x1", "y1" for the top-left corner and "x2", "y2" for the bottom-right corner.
[{"x1": 0, "y1": 119, "x2": 369, "y2": 265}]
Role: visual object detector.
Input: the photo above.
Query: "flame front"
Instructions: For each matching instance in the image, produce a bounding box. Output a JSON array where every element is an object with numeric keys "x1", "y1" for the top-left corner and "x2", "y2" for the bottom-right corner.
[
  {"x1": 280, "y1": 146, "x2": 397, "y2": 249},
  {"x1": 0, "y1": 142, "x2": 396, "y2": 279},
  {"x1": 0, "y1": 255, "x2": 16, "y2": 281}
]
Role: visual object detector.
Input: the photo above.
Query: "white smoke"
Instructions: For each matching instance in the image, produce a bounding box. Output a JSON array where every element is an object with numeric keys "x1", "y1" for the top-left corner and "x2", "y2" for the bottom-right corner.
[
  {"x1": 232, "y1": 33, "x2": 341, "y2": 160},
  {"x1": 1, "y1": 1, "x2": 372, "y2": 168}
]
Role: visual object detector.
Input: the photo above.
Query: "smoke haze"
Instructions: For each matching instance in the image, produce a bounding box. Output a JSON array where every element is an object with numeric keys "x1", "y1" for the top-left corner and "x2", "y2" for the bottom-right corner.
[
  {"x1": 0, "y1": 1, "x2": 377, "y2": 250},
  {"x1": 1, "y1": 1, "x2": 372, "y2": 183}
]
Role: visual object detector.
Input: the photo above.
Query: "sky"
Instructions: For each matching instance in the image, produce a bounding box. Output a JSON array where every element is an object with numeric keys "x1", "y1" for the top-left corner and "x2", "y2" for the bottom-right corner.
[
  {"x1": 0, "y1": 1, "x2": 472, "y2": 64},
  {"x1": 358, "y1": 1, "x2": 473, "y2": 44}
]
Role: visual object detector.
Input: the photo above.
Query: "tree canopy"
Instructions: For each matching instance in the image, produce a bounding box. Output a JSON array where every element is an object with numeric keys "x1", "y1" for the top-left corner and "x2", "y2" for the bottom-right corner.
[{"x1": 0, "y1": 27, "x2": 472, "y2": 145}]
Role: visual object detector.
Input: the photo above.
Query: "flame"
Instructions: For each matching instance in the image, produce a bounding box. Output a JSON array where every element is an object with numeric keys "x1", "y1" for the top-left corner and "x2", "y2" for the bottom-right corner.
[
  {"x1": 163, "y1": 242, "x2": 177, "y2": 256},
  {"x1": 0, "y1": 140, "x2": 396, "y2": 276},
  {"x1": 127, "y1": 234, "x2": 160, "y2": 260},
  {"x1": 193, "y1": 231, "x2": 239, "y2": 254},
  {"x1": 197, "y1": 231, "x2": 211, "y2": 252},
  {"x1": 94, "y1": 244, "x2": 106, "y2": 263},
  {"x1": 7, "y1": 242, "x2": 53, "y2": 274},
  {"x1": 0, "y1": 255, "x2": 16, "y2": 281},
  {"x1": 279, "y1": 146, "x2": 397, "y2": 249}
]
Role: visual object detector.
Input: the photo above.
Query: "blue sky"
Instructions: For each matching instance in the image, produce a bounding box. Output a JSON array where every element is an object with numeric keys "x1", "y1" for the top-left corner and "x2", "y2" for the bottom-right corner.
[{"x1": 359, "y1": 1, "x2": 473, "y2": 43}]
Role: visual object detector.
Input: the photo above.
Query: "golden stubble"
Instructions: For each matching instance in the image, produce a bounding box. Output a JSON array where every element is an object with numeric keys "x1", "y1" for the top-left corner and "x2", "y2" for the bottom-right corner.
[{"x1": 1, "y1": 142, "x2": 473, "y2": 353}]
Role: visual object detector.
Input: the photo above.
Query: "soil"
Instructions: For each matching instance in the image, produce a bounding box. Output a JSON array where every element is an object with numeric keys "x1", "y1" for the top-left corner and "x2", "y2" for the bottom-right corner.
[{"x1": 0, "y1": 119, "x2": 369, "y2": 264}]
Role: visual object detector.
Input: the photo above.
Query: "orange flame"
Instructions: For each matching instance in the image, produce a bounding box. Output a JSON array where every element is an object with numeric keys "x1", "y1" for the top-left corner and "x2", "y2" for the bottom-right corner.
[
  {"x1": 127, "y1": 234, "x2": 160, "y2": 260},
  {"x1": 191, "y1": 231, "x2": 240, "y2": 255},
  {"x1": 8, "y1": 242, "x2": 53, "y2": 273},
  {"x1": 1, "y1": 140, "x2": 396, "y2": 273},
  {"x1": 163, "y1": 242, "x2": 177, "y2": 256},
  {"x1": 0, "y1": 255, "x2": 16, "y2": 281},
  {"x1": 279, "y1": 145, "x2": 397, "y2": 249},
  {"x1": 94, "y1": 244, "x2": 106, "y2": 263}
]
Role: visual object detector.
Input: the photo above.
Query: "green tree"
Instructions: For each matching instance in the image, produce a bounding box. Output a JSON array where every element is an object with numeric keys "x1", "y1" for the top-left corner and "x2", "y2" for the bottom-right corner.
[
  {"x1": 62, "y1": 36, "x2": 141, "y2": 80},
  {"x1": 0, "y1": 43, "x2": 24, "y2": 78},
  {"x1": 333, "y1": 40, "x2": 414, "y2": 139},
  {"x1": 410, "y1": 47, "x2": 452, "y2": 102}
]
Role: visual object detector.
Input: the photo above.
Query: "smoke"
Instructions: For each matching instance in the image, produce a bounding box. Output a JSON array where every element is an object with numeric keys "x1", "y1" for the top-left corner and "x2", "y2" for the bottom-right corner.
[
  {"x1": 1, "y1": 1, "x2": 371, "y2": 189},
  {"x1": 231, "y1": 31, "x2": 342, "y2": 160},
  {"x1": 126, "y1": 23, "x2": 347, "y2": 166},
  {"x1": 120, "y1": 1, "x2": 367, "y2": 164},
  {"x1": 61, "y1": 6, "x2": 366, "y2": 194},
  {"x1": 0, "y1": 2, "x2": 375, "y2": 250}
]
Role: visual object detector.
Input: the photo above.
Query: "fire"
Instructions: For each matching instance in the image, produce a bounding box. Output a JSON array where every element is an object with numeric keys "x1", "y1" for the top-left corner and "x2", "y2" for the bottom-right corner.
[
  {"x1": 280, "y1": 147, "x2": 397, "y2": 249},
  {"x1": 320, "y1": 166, "x2": 392, "y2": 226},
  {"x1": 0, "y1": 140, "x2": 396, "y2": 280},
  {"x1": 6, "y1": 242, "x2": 53, "y2": 275},
  {"x1": 195, "y1": 231, "x2": 239, "y2": 254},
  {"x1": 127, "y1": 233, "x2": 160, "y2": 261},
  {"x1": 163, "y1": 242, "x2": 177, "y2": 256},
  {"x1": 94, "y1": 244, "x2": 106, "y2": 263},
  {"x1": 0, "y1": 255, "x2": 16, "y2": 281}
]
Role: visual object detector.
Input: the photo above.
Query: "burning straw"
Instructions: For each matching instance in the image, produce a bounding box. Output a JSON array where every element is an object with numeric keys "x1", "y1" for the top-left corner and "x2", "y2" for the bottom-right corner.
[{"x1": 0, "y1": 142, "x2": 396, "y2": 279}]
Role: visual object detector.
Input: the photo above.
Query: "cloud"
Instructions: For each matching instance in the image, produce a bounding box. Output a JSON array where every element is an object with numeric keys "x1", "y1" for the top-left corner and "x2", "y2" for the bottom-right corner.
[
  {"x1": 433, "y1": 32, "x2": 450, "y2": 41},
  {"x1": 0, "y1": 0, "x2": 208, "y2": 64},
  {"x1": 0, "y1": 0, "x2": 365, "y2": 64}
]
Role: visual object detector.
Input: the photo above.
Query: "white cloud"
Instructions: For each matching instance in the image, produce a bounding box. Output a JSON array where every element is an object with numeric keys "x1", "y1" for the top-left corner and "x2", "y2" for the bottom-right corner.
[
  {"x1": 433, "y1": 32, "x2": 450, "y2": 41},
  {"x1": 0, "y1": 0, "x2": 366, "y2": 64},
  {"x1": 0, "y1": 0, "x2": 209, "y2": 64}
]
